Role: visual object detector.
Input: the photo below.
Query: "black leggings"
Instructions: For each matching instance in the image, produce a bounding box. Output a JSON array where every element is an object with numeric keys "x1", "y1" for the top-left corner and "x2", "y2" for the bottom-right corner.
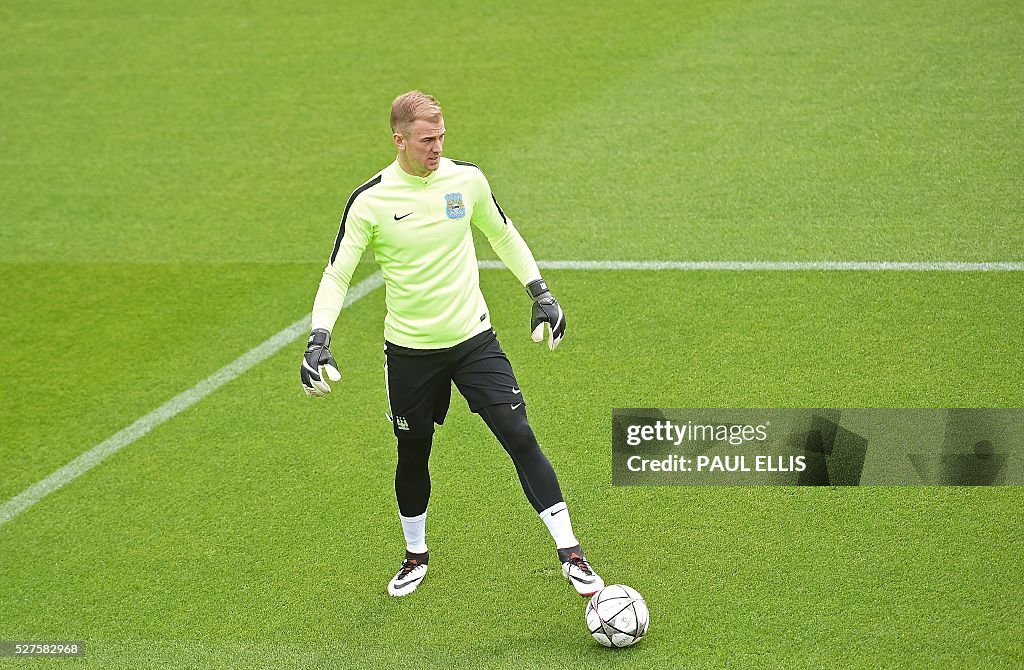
[{"x1": 395, "y1": 403, "x2": 564, "y2": 517}]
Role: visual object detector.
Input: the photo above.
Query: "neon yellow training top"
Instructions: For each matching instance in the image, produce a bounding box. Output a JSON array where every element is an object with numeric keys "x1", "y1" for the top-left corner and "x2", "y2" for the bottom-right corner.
[{"x1": 311, "y1": 157, "x2": 542, "y2": 349}]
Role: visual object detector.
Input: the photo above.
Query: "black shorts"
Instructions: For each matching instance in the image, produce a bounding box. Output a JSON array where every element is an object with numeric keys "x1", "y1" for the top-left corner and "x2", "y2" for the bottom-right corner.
[{"x1": 384, "y1": 328, "x2": 524, "y2": 437}]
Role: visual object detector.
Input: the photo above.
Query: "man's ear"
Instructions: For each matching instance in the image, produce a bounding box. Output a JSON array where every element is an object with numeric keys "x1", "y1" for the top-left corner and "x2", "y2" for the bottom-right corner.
[{"x1": 393, "y1": 132, "x2": 405, "y2": 151}]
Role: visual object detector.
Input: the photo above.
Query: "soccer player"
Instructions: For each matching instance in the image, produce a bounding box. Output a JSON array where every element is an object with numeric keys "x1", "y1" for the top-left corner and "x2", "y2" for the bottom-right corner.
[{"x1": 300, "y1": 91, "x2": 604, "y2": 598}]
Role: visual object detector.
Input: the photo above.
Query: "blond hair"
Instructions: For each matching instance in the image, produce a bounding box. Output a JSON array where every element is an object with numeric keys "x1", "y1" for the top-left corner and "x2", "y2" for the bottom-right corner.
[{"x1": 390, "y1": 90, "x2": 443, "y2": 135}]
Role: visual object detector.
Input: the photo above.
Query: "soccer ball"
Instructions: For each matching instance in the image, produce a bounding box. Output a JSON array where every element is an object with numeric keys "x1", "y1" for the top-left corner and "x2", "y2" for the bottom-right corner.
[{"x1": 585, "y1": 584, "x2": 649, "y2": 648}]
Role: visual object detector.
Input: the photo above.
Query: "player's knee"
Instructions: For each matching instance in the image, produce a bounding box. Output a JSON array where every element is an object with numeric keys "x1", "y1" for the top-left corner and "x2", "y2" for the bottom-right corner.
[
  {"x1": 490, "y1": 404, "x2": 541, "y2": 457},
  {"x1": 397, "y1": 436, "x2": 432, "y2": 470}
]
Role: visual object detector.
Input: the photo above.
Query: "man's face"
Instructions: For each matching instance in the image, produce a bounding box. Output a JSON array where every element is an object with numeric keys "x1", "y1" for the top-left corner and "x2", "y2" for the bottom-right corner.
[{"x1": 395, "y1": 117, "x2": 445, "y2": 176}]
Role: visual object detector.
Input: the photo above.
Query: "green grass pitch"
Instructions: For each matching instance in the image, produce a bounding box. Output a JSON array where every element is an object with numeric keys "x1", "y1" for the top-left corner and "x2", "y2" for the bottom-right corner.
[{"x1": 1, "y1": 0, "x2": 1022, "y2": 668}]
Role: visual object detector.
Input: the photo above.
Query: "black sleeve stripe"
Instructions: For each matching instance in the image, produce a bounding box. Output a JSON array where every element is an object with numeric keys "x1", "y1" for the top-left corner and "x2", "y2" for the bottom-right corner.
[
  {"x1": 450, "y1": 159, "x2": 509, "y2": 226},
  {"x1": 329, "y1": 174, "x2": 383, "y2": 265},
  {"x1": 491, "y1": 194, "x2": 508, "y2": 225}
]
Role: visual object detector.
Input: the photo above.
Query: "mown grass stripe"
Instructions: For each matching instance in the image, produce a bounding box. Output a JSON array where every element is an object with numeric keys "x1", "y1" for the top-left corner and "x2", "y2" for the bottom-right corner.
[
  {"x1": 479, "y1": 260, "x2": 1024, "y2": 272},
  {"x1": 0, "y1": 273, "x2": 385, "y2": 528},
  {"x1": 4, "y1": 255, "x2": 1019, "y2": 527}
]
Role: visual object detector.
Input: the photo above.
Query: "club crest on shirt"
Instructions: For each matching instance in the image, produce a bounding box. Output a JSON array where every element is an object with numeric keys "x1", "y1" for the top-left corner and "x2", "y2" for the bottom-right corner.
[{"x1": 445, "y1": 192, "x2": 465, "y2": 219}]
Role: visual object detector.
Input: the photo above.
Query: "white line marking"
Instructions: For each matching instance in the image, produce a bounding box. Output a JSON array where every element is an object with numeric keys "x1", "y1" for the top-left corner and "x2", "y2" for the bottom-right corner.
[
  {"x1": 0, "y1": 273, "x2": 384, "y2": 528},
  {"x1": 4, "y1": 255, "x2": 1021, "y2": 526},
  {"x1": 480, "y1": 260, "x2": 1024, "y2": 272}
]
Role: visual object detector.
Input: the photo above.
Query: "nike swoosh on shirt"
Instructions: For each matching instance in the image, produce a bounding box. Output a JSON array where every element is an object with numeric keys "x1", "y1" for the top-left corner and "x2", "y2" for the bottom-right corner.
[
  {"x1": 394, "y1": 212, "x2": 413, "y2": 220},
  {"x1": 512, "y1": 403, "x2": 522, "y2": 410}
]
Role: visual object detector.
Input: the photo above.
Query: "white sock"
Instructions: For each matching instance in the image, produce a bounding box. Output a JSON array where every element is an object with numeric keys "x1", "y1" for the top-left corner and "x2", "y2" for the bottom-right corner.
[
  {"x1": 399, "y1": 511, "x2": 428, "y2": 554},
  {"x1": 538, "y1": 502, "x2": 579, "y2": 550}
]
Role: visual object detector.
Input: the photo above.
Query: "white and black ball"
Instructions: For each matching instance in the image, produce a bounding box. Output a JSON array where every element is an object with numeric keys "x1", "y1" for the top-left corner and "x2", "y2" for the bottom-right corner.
[{"x1": 585, "y1": 584, "x2": 649, "y2": 648}]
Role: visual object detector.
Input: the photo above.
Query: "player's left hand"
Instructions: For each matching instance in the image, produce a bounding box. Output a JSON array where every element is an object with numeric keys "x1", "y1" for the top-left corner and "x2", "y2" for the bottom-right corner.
[{"x1": 526, "y1": 278, "x2": 566, "y2": 351}]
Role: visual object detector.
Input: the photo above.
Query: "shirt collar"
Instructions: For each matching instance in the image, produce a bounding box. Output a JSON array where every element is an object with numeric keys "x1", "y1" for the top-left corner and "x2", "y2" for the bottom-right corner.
[{"x1": 391, "y1": 158, "x2": 444, "y2": 185}]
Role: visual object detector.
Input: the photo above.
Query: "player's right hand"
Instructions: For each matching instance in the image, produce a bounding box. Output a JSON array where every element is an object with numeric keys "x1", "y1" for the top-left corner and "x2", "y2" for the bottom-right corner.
[{"x1": 300, "y1": 328, "x2": 342, "y2": 397}]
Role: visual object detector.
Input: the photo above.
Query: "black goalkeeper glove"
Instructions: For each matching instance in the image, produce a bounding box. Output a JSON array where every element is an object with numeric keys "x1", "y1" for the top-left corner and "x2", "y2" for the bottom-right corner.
[
  {"x1": 300, "y1": 328, "x2": 342, "y2": 397},
  {"x1": 526, "y1": 278, "x2": 566, "y2": 351}
]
